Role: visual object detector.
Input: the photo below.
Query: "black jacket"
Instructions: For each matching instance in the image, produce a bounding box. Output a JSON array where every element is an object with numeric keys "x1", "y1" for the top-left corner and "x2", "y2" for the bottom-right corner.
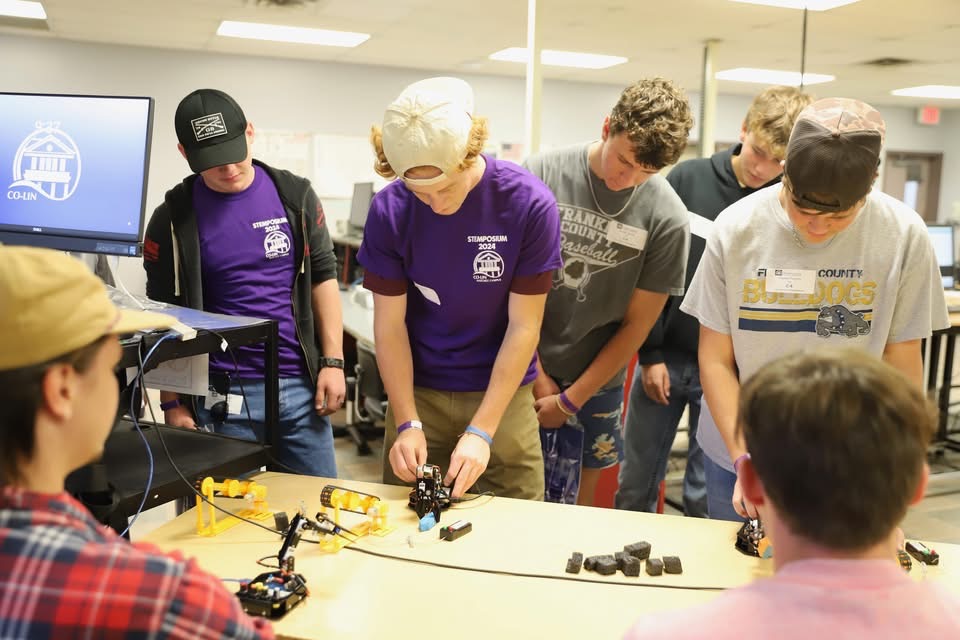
[
  {"x1": 638, "y1": 144, "x2": 779, "y2": 364},
  {"x1": 142, "y1": 159, "x2": 338, "y2": 382}
]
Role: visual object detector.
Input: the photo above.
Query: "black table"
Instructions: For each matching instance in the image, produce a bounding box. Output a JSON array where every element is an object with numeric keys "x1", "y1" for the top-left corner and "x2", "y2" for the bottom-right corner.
[
  {"x1": 72, "y1": 310, "x2": 281, "y2": 533},
  {"x1": 94, "y1": 422, "x2": 272, "y2": 533},
  {"x1": 119, "y1": 312, "x2": 280, "y2": 443}
]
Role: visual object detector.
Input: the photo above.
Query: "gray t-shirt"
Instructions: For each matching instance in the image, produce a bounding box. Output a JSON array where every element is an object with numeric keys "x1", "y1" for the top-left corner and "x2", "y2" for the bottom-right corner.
[
  {"x1": 681, "y1": 185, "x2": 950, "y2": 471},
  {"x1": 526, "y1": 143, "x2": 689, "y2": 387}
]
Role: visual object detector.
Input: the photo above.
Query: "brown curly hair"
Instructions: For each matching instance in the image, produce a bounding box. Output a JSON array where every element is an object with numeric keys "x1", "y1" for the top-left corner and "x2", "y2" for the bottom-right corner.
[
  {"x1": 370, "y1": 116, "x2": 489, "y2": 180},
  {"x1": 607, "y1": 78, "x2": 693, "y2": 169}
]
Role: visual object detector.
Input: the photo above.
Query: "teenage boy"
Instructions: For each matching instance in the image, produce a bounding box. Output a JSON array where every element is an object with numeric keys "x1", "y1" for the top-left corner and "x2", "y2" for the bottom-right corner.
[
  {"x1": 144, "y1": 88, "x2": 344, "y2": 477},
  {"x1": 625, "y1": 348, "x2": 959, "y2": 639},
  {"x1": 617, "y1": 86, "x2": 812, "y2": 516},
  {"x1": 681, "y1": 98, "x2": 948, "y2": 520},
  {"x1": 359, "y1": 77, "x2": 563, "y2": 499},
  {"x1": 525, "y1": 77, "x2": 693, "y2": 505}
]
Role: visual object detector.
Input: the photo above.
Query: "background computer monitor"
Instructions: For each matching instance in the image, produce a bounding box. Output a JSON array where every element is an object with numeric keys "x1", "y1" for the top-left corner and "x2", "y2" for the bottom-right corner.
[
  {"x1": 926, "y1": 224, "x2": 955, "y2": 288},
  {"x1": 348, "y1": 182, "x2": 373, "y2": 233},
  {"x1": 0, "y1": 91, "x2": 154, "y2": 256}
]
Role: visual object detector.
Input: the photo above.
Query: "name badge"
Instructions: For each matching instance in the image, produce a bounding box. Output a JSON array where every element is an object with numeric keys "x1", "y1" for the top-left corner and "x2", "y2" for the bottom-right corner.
[
  {"x1": 765, "y1": 268, "x2": 816, "y2": 294},
  {"x1": 606, "y1": 221, "x2": 648, "y2": 250}
]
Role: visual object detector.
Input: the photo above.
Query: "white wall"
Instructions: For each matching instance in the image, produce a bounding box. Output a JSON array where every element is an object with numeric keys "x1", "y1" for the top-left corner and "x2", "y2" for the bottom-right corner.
[{"x1": 2, "y1": 34, "x2": 959, "y2": 291}]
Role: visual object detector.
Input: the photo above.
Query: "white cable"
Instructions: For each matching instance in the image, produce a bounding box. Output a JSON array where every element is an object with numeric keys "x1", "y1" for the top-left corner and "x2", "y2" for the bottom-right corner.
[{"x1": 111, "y1": 255, "x2": 146, "y2": 310}]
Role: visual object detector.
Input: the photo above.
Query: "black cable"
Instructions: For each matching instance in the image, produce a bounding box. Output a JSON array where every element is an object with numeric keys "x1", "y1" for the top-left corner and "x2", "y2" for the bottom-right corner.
[
  {"x1": 141, "y1": 347, "x2": 287, "y2": 540},
  {"x1": 342, "y1": 544, "x2": 727, "y2": 592},
  {"x1": 451, "y1": 491, "x2": 495, "y2": 505},
  {"x1": 119, "y1": 333, "x2": 178, "y2": 537},
  {"x1": 256, "y1": 555, "x2": 281, "y2": 569}
]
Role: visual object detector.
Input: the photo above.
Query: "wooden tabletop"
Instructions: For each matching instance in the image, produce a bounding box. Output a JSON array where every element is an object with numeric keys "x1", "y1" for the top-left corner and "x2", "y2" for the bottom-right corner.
[{"x1": 144, "y1": 473, "x2": 960, "y2": 639}]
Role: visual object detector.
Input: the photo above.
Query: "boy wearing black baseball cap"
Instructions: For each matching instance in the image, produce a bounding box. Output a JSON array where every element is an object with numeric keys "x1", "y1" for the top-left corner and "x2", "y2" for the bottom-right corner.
[{"x1": 144, "y1": 88, "x2": 345, "y2": 478}]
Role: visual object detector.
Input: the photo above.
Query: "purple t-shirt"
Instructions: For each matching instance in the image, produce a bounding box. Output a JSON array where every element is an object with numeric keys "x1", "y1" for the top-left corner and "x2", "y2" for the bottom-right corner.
[
  {"x1": 357, "y1": 156, "x2": 562, "y2": 391},
  {"x1": 195, "y1": 165, "x2": 307, "y2": 378}
]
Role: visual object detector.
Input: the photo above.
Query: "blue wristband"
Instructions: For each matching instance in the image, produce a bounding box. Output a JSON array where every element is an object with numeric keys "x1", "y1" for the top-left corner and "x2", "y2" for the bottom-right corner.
[{"x1": 464, "y1": 425, "x2": 493, "y2": 446}]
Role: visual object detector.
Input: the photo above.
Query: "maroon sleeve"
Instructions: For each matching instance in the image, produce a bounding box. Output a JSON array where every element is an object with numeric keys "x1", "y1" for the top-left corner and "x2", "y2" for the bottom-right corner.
[
  {"x1": 509, "y1": 271, "x2": 554, "y2": 294},
  {"x1": 363, "y1": 271, "x2": 407, "y2": 296}
]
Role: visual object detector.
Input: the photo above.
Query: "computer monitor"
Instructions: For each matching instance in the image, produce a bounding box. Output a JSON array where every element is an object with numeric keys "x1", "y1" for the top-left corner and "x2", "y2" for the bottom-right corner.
[
  {"x1": 0, "y1": 91, "x2": 154, "y2": 256},
  {"x1": 926, "y1": 224, "x2": 955, "y2": 288},
  {"x1": 348, "y1": 182, "x2": 373, "y2": 233}
]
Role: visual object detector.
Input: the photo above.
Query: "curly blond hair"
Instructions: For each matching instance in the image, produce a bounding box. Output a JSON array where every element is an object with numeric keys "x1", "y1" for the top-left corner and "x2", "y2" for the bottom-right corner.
[
  {"x1": 744, "y1": 86, "x2": 814, "y2": 160},
  {"x1": 607, "y1": 78, "x2": 693, "y2": 169},
  {"x1": 370, "y1": 116, "x2": 489, "y2": 180}
]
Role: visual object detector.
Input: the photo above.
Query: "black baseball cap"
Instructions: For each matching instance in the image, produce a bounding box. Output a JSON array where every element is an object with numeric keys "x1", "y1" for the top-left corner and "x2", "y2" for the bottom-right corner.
[{"x1": 174, "y1": 89, "x2": 248, "y2": 173}]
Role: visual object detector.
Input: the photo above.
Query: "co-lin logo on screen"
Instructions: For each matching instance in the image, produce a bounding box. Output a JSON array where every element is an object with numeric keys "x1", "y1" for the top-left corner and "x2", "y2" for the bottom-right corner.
[{"x1": 8, "y1": 122, "x2": 82, "y2": 202}]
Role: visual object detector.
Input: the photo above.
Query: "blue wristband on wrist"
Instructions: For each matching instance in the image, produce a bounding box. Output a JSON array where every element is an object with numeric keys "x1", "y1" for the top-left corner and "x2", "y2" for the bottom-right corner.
[
  {"x1": 464, "y1": 424, "x2": 493, "y2": 446},
  {"x1": 397, "y1": 419, "x2": 423, "y2": 435}
]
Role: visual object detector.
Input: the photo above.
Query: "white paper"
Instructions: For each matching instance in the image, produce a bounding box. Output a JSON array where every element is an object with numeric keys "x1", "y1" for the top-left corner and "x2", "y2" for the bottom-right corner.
[
  {"x1": 141, "y1": 354, "x2": 210, "y2": 395},
  {"x1": 413, "y1": 281, "x2": 441, "y2": 305},
  {"x1": 688, "y1": 211, "x2": 714, "y2": 241}
]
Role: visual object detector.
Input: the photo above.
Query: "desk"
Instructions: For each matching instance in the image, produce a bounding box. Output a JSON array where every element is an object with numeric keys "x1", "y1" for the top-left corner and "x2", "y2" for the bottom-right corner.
[
  {"x1": 339, "y1": 288, "x2": 374, "y2": 345},
  {"x1": 94, "y1": 424, "x2": 271, "y2": 533},
  {"x1": 144, "y1": 473, "x2": 960, "y2": 639},
  {"x1": 927, "y1": 313, "x2": 960, "y2": 450},
  {"x1": 118, "y1": 310, "x2": 280, "y2": 443}
]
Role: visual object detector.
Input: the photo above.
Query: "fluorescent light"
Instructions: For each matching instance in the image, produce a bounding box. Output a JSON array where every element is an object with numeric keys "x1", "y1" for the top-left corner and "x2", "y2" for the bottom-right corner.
[
  {"x1": 729, "y1": 0, "x2": 859, "y2": 10},
  {"x1": 716, "y1": 67, "x2": 834, "y2": 86},
  {"x1": 891, "y1": 85, "x2": 960, "y2": 100},
  {"x1": 0, "y1": 0, "x2": 46, "y2": 19},
  {"x1": 489, "y1": 47, "x2": 627, "y2": 70},
  {"x1": 217, "y1": 20, "x2": 369, "y2": 48}
]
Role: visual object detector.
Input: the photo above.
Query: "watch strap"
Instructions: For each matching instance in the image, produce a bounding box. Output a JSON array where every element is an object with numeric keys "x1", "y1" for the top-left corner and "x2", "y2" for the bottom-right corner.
[{"x1": 319, "y1": 357, "x2": 345, "y2": 369}]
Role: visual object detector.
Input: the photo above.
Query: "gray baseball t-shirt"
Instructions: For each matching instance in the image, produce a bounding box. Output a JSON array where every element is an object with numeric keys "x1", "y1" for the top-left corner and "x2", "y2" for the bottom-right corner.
[{"x1": 526, "y1": 143, "x2": 689, "y2": 388}]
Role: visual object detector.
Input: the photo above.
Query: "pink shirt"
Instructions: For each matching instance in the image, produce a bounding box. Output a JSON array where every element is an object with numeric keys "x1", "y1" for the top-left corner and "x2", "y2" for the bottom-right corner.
[{"x1": 625, "y1": 558, "x2": 959, "y2": 640}]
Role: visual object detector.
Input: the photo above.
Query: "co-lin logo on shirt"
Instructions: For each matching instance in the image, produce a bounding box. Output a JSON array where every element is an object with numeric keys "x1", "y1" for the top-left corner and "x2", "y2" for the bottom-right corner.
[
  {"x1": 264, "y1": 230, "x2": 291, "y2": 259},
  {"x1": 8, "y1": 123, "x2": 82, "y2": 202},
  {"x1": 473, "y1": 250, "x2": 504, "y2": 283}
]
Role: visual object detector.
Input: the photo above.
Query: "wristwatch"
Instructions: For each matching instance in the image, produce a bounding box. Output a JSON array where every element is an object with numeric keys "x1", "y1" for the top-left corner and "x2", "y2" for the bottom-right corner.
[{"x1": 319, "y1": 357, "x2": 345, "y2": 370}]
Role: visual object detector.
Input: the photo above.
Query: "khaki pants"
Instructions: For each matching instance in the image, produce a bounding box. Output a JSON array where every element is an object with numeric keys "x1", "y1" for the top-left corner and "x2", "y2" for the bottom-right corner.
[{"x1": 382, "y1": 383, "x2": 545, "y2": 500}]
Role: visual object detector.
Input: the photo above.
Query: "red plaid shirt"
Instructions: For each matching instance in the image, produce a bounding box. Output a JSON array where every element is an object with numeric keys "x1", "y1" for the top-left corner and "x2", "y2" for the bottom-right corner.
[{"x1": 0, "y1": 487, "x2": 274, "y2": 639}]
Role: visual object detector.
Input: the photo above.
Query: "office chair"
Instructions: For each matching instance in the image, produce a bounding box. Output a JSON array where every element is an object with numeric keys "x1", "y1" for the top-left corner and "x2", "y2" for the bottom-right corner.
[
  {"x1": 337, "y1": 340, "x2": 386, "y2": 455},
  {"x1": 355, "y1": 340, "x2": 388, "y2": 425}
]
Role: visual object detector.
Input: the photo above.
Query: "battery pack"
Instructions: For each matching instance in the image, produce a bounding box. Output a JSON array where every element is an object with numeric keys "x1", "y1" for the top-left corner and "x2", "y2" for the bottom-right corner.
[{"x1": 439, "y1": 519, "x2": 472, "y2": 541}]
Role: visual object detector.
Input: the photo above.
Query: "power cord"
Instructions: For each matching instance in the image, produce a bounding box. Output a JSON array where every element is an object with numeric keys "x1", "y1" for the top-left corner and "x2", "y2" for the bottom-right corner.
[
  {"x1": 341, "y1": 544, "x2": 726, "y2": 592},
  {"x1": 118, "y1": 333, "x2": 177, "y2": 537}
]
